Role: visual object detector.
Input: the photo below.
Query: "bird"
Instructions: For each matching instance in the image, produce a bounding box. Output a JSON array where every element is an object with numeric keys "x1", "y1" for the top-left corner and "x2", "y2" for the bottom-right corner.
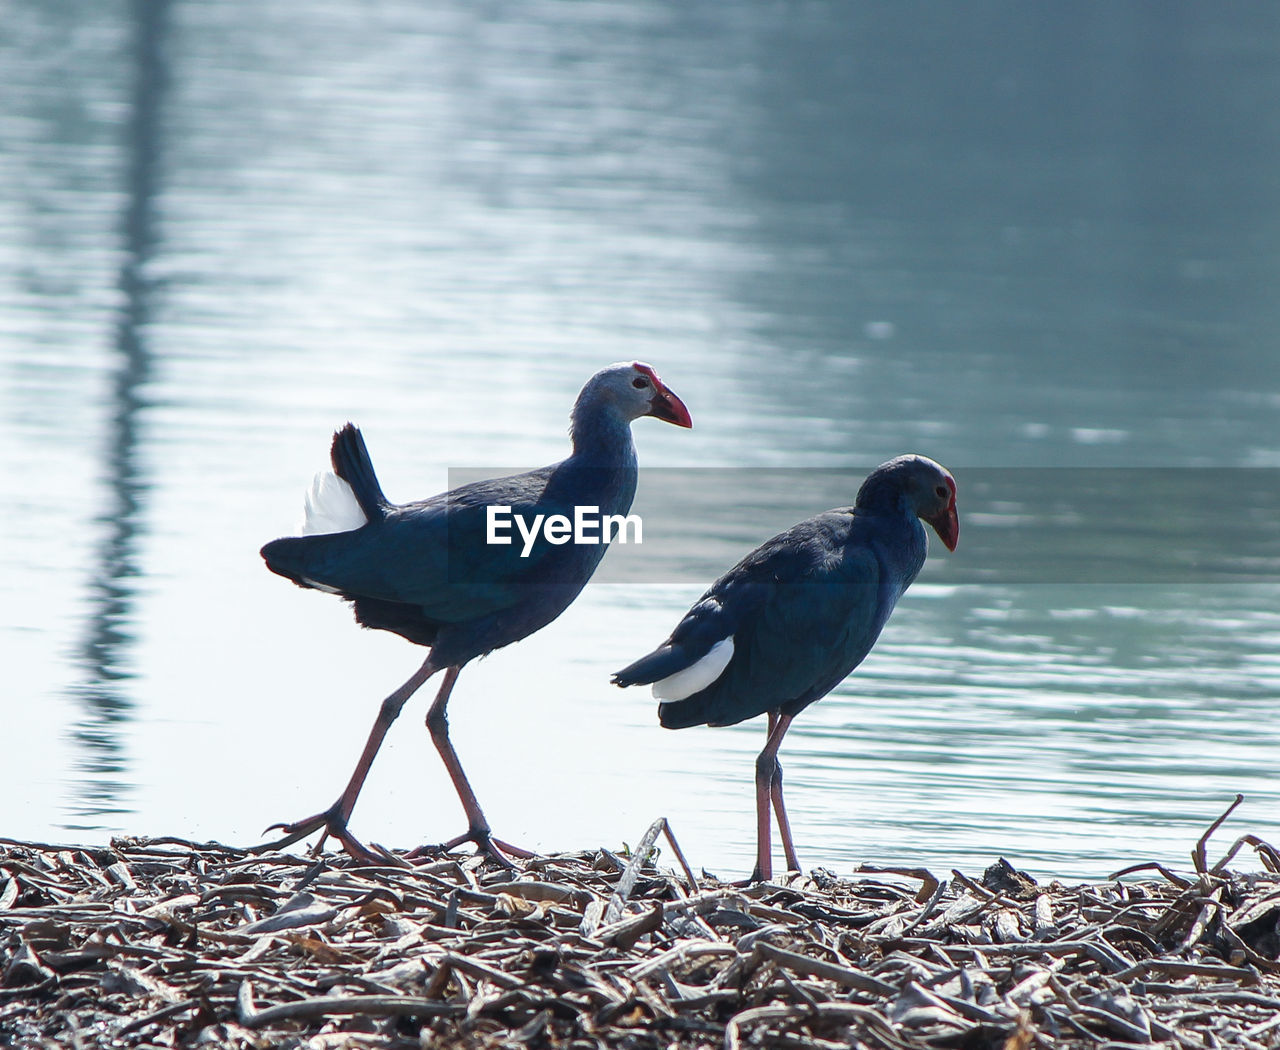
[
  {"x1": 612, "y1": 454, "x2": 957, "y2": 882},
  {"x1": 260, "y1": 361, "x2": 692, "y2": 864}
]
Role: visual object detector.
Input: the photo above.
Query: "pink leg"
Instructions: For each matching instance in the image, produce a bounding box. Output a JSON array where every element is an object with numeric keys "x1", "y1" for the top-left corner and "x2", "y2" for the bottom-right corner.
[
  {"x1": 263, "y1": 655, "x2": 438, "y2": 861},
  {"x1": 768, "y1": 718, "x2": 801, "y2": 875},
  {"x1": 424, "y1": 667, "x2": 530, "y2": 867},
  {"x1": 750, "y1": 711, "x2": 795, "y2": 882}
]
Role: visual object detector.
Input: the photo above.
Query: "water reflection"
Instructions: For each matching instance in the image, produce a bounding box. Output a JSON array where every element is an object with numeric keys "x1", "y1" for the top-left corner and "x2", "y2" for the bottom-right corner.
[
  {"x1": 66, "y1": 0, "x2": 169, "y2": 828},
  {"x1": 2, "y1": 1, "x2": 1279, "y2": 877}
]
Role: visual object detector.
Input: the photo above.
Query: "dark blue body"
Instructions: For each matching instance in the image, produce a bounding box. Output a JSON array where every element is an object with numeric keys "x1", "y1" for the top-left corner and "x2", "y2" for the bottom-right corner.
[
  {"x1": 614, "y1": 496, "x2": 929, "y2": 729},
  {"x1": 262, "y1": 404, "x2": 638, "y2": 669}
]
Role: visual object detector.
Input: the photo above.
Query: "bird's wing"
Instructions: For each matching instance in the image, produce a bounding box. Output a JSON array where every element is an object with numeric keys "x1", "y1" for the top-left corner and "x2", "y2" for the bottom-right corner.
[
  {"x1": 653, "y1": 541, "x2": 888, "y2": 728},
  {"x1": 610, "y1": 527, "x2": 815, "y2": 689},
  {"x1": 615, "y1": 512, "x2": 884, "y2": 702},
  {"x1": 738, "y1": 544, "x2": 886, "y2": 704},
  {"x1": 265, "y1": 466, "x2": 595, "y2": 623}
]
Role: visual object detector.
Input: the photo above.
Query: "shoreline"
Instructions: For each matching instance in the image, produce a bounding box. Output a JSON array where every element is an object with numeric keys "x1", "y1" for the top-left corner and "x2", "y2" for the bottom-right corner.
[{"x1": 2, "y1": 821, "x2": 1279, "y2": 1049}]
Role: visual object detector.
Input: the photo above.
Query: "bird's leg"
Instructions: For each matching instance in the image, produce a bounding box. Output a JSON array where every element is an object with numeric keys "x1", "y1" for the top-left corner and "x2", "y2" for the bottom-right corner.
[
  {"x1": 766, "y1": 708, "x2": 800, "y2": 873},
  {"x1": 261, "y1": 655, "x2": 438, "y2": 862},
  {"x1": 421, "y1": 667, "x2": 530, "y2": 868},
  {"x1": 770, "y1": 753, "x2": 801, "y2": 876},
  {"x1": 749, "y1": 711, "x2": 795, "y2": 882},
  {"x1": 752, "y1": 756, "x2": 773, "y2": 883}
]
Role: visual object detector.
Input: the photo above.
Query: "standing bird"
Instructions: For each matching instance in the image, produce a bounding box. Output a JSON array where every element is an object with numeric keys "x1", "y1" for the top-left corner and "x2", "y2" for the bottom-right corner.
[
  {"x1": 261, "y1": 362, "x2": 692, "y2": 863},
  {"x1": 612, "y1": 455, "x2": 957, "y2": 882}
]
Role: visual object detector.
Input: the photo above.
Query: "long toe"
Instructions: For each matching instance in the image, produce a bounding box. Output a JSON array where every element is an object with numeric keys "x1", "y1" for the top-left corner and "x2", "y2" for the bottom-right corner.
[
  {"x1": 256, "y1": 810, "x2": 333, "y2": 851},
  {"x1": 257, "y1": 806, "x2": 383, "y2": 864},
  {"x1": 416, "y1": 827, "x2": 532, "y2": 869},
  {"x1": 329, "y1": 826, "x2": 385, "y2": 865},
  {"x1": 473, "y1": 836, "x2": 519, "y2": 870},
  {"x1": 489, "y1": 835, "x2": 536, "y2": 860}
]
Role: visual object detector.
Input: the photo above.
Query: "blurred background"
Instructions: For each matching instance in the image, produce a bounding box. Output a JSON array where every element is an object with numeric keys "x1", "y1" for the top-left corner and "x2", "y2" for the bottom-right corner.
[{"x1": 3, "y1": 0, "x2": 1279, "y2": 880}]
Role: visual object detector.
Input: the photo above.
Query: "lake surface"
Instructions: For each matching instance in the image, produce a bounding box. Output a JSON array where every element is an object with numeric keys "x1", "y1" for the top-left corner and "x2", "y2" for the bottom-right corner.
[{"x1": 4, "y1": 0, "x2": 1280, "y2": 881}]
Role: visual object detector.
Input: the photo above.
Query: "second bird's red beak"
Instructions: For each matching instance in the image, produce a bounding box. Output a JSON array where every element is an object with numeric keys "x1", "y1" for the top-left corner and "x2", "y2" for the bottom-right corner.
[
  {"x1": 639, "y1": 365, "x2": 693, "y2": 428},
  {"x1": 927, "y1": 478, "x2": 959, "y2": 551}
]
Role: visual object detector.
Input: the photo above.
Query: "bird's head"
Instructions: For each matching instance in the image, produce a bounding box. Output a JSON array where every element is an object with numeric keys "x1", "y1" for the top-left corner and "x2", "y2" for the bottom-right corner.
[
  {"x1": 859, "y1": 454, "x2": 959, "y2": 551},
  {"x1": 580, "y1": 361, "x2": 693, "y2": 429}
]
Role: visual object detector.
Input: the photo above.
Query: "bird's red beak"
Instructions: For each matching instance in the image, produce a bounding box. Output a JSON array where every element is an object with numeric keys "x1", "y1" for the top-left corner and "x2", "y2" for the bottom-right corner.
[
  {"x1": 927, "y1": 477, "x2": 959, "y2": 552},
  {"x1": 637, "y1": 363, "x2": 693, "y2": 428}
]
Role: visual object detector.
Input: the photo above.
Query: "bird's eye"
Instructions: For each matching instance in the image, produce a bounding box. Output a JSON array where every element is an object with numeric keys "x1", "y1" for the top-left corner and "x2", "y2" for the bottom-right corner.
[
  {"x1": 935, "y1": 485, "x2": 948, "y2": 498},
  {"x1": 632, "y1": 377, "x2": 650, "y2": 389}
]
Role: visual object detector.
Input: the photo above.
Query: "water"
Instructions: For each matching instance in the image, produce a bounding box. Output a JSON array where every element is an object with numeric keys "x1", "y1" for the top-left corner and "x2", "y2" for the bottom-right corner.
[{"x1": 4, "y1": 0, "x2": 1280, "y2": 881}]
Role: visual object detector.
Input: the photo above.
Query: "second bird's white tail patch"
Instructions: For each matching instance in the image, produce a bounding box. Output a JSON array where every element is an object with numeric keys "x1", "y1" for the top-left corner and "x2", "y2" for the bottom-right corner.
[
  {"x1": 652, "y1": 637, "x2": 735, "y2": 700},
  {"x1": 300, "y1": 471, "x2": 368, "y2": 535}
]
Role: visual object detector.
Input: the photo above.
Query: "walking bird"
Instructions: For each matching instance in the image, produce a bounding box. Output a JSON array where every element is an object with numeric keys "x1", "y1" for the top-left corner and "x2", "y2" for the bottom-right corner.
[
  {"x1": 612, "y1": 455, "x2": 957, "y2": 881},
  {"x1": 261, "y1": 362, "x2": 692, "y2": 863}
]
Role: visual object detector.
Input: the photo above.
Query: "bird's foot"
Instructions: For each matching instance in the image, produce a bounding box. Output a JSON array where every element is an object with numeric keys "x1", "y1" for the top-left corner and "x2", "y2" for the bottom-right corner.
[
  {"x1": 406, "y1": 828, "x2": 536, "y2": 869},
  {"x1": 258, "y1": 804, "x2": 383, "y2": 864},
  {"x1": 735, "y1": 863, "x2": 803, "y2": 887}
]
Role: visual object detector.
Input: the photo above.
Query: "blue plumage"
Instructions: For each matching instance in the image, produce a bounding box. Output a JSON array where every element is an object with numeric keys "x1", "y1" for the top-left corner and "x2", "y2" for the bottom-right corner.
[
  {"x1": 262, "y1": 442, "x2": 636, "y2": 660},
  {"x1": 613, "y1": 454, "x2": 958, "y2": 881},
  {"x1": 260, "y1": 362, "x2": 691, "y2": 863}
]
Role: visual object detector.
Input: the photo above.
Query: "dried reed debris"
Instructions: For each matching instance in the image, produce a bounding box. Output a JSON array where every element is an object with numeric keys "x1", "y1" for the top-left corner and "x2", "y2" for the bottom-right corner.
[{"x1": 2, "y1": 814, "x2": 1280, "y2": 1049}]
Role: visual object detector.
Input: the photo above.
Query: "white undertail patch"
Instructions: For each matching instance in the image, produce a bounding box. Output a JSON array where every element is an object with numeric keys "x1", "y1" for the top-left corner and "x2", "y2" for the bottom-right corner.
[
  {"x1": 652, "y1": 637, "x2": 735, "y2": 701},
  {"x1": 300, "y1": 470, "x2": 368, "y2": 535},
  {"x1": 301, "y1": 577, "x2": 343, "y2": 594}
]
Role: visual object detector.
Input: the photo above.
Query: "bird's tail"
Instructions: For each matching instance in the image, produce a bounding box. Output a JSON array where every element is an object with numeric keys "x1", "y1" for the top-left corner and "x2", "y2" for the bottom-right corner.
[
  {"x1": 613, "y1": 647, "x2": 719, "y2": 729},
  {"x1": 331, "y1": 423, "x2": 389, "y2": 522},
  {"x1": 260, "y1": 531, "x2": 344, "y2": 589},
  {"x1": 610, "y1": 646, "x2": 687, "y2": 688},
  {"x1": 614, "y1": 636, "x2": 734, "y2": 730}
]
